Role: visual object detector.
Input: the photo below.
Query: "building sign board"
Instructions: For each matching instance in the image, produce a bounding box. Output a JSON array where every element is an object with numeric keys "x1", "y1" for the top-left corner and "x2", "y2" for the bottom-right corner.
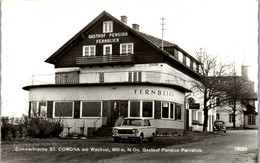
[
  {"x1": 189, "y1": 103, "x2": 200, "y2": 109},
  {"x1": 88, "y1": 32, "x2": 128, "y2": 44}
]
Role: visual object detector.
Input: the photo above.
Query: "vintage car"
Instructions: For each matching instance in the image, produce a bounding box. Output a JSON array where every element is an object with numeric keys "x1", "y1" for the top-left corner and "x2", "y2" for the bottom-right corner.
[
  {"x1": 112, "y1": 118, "x2": 156, "y2": 143},
  {"x1": 213, "y1": 120, "x2": 226, "y2": 133}
]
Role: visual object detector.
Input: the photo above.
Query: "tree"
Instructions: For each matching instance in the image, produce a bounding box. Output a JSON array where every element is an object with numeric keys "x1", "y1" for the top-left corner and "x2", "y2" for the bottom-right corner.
[
  {"x1": 192, "y1": 48, "x2": 231, "y2": 132},
  {"x1": 223, "y1": 65, "x2": 256, "y2": 128}
]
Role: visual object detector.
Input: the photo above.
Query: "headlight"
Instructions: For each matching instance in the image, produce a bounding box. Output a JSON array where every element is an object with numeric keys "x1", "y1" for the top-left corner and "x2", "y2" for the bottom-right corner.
[
  {"x1": 132, "y1": 129, "x2": 139, "y2": 135},
  {"x1": 113, "y1": 129, "x2": 118, "y2": 135}
]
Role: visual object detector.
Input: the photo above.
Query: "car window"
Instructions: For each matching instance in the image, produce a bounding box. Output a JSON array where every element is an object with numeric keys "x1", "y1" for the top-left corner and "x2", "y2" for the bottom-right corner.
[
  {"x1": 144, "y1": 120, "x2": 151, "y2": 126},
  {"x1": 122, "y1": 119, "x2": 143, "y2": 126},
  {"x1": 147, "y1": 120, "x2": 151, "y2": 126}
]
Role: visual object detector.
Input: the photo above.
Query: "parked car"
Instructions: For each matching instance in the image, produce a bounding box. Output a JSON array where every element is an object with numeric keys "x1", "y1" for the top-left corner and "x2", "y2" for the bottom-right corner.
[
  {"x1": 112, "y1": 118, "x2": 156, "y2": 143},
  {"x1": 213, "y1": 120, "x2": 226, "y2": 133}
]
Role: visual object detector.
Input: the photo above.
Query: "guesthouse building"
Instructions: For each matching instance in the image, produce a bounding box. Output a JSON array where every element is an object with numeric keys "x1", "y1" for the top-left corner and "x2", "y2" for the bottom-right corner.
[{"x1": 23, "y1": 11, "x2": 207, "y2": 136}]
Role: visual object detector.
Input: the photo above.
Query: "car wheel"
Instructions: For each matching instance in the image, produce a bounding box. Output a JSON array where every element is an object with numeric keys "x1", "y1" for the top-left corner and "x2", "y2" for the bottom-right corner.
[
  {"x1": 114, "y1": 138, "x2": 120, "y2": 143},
  {"x1": 138, "y1": 135, "x2": 143, "y2": 144}
]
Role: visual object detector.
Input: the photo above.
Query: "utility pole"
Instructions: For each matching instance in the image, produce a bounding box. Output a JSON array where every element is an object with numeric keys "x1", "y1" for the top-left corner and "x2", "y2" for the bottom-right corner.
[
  {"x1": 160, "y1": 17, "x2": 166, "y2": 50},
  {"x1": 32, "y1": 73, "x2": 34, "y2": 85}
]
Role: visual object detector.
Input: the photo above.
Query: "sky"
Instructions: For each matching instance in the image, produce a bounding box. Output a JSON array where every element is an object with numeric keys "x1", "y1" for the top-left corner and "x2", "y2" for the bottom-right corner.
[{"x1": 1, "y1": 0, "x2": 258, "y2": 117}]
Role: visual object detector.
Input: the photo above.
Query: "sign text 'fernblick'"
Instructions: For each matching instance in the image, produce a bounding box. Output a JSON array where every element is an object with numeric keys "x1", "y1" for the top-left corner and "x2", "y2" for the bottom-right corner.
[{"x1": 134, "y1": 89, "x2": 174, "y2": 97}]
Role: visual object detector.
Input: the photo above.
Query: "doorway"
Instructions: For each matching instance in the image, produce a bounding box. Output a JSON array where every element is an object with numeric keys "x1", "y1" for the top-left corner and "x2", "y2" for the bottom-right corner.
[{"x1": 108, "y1": 101, "x2": 121, "y2": 127}]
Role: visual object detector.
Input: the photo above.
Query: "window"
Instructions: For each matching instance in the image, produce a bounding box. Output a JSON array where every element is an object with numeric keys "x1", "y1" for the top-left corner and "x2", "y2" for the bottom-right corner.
[
  {"x1": 175, "y1": 104, "x2": 182, "y2": 120},
  {"x1": 103, "y1": 21, "x2": 113, "y2": 33},
  {"x1": 161, "y1": 102, "x2": 174, "y2": 119},
  {"x1": 142, "y1": 102, "x2": 153, "y2": 118},
  {"x1": 144, "y1": 120, "x2": 151, "y2": 126},
  {"x1": 186, "y1": 57, "x2": 190, "y2": 67},
  {"x1": 129, "y1": 101, "x2": 154, "y2": 118},
  {"x1": 103, "y1": 44, "x2": 112, "y2": 55},
  {"x1": 129, "y1": 101, "x2": 140, "y2": 117},
  {"x1": 99, "y1": 73, "x2": 104, "y2": 83},
  {"x1": 39, "y1": 102, "x2": 47, "y2": 118},
  {"x1": 54, "y1": 102, "x2": 73, "y2": 117},
  {"x1": 30, "y1": 102, "x2": 38, "y2": 117},
  {"x1": 81, "y1": 101, "x2": 101, "y2": 117},
  {"x1": 162, "y1": 102, "x2": 169, "y2": 118},
  {"x1": 128, "y1": 72, "x2": 142, "y2": 82},
  {"x1": 229, "y1": 114, "x2": 234, "y2": 123},
  {"x1": 55, "y1": 72, "x2": 79, "y2": 84},
  {"x1": 193, "y1": 62, "x2": 197, "y2": 71},
  {"x1": 120, "y1": 43, "x2": 134, "y2": 54},
  {"x1": 83, "y1": 45, "x2": 95, "y2": 56},
  {"x1": 178, "y1": 51, "x2": 183, "y2": 62},
  {"x1": 248, "y1": 115, "x2": 256, "y2": 125},
  {"x1": 192, "y1": 110, "x2": 196, "y2": 121},
  {"x1": 216, "y1": 113, "x2": 220, "y2": 120}
]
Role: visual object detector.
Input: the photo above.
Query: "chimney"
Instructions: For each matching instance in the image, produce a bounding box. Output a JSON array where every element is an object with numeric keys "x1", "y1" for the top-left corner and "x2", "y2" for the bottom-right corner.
[
  {"x1": 241, "y1": 65, "x2": 250, "y2": 80},
  {"x1": 121, "y1": 15, "x2": 127, "y2": 24},
  {"x1": 132, "y1": 24, "x2": 139, "y2": 31}
]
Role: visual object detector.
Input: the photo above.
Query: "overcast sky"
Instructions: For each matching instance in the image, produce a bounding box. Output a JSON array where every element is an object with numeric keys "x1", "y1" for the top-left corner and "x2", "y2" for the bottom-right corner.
[{"x1": 1, "y1": 0, "x2": 258, "y2": 116}]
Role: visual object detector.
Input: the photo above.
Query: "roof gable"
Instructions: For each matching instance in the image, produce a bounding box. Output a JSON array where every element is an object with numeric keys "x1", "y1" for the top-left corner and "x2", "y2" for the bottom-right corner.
[
  {"x1": 45, "y1": 10, "x2": 178, "y2": 64},
  {"x1": 44, "y1": 11, "x2": 200, "y2": 80}
]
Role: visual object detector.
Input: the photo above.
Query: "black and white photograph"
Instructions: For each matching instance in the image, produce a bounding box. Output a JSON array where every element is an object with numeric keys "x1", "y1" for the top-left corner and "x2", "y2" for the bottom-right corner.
[{"x1": 1, "y1": 0, "x2": 258, "y2": 162}]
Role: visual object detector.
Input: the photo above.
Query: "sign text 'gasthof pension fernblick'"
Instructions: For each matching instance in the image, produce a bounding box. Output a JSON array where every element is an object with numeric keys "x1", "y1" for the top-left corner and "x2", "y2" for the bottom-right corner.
[{"x1": 88, "y1": 32, "x2": 128, "y2": 44}]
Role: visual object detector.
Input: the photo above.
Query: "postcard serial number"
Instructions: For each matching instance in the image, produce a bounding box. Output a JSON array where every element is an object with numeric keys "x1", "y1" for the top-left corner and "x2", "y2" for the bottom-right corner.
[{"x1": 234, "y1": 147, "x2": 247, "y2": 151}]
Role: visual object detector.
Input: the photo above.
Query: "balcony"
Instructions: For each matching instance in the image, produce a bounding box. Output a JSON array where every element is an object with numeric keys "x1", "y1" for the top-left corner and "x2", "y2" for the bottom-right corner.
[
  {"x1": 27, "y1": 71, "x2": 190, "y2": 90},
  {"x1": 76, "y1": 54, "x2": 135, "y2": 66}
]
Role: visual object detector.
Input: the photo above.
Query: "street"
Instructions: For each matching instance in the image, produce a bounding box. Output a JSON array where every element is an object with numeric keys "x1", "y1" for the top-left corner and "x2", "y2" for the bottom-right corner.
[
  {"x1": 100, "y1": 130, "x2": 258, "y2": 163},
  {"x1": 1, "y1": 130, "x2": 257, "y2": 162}
]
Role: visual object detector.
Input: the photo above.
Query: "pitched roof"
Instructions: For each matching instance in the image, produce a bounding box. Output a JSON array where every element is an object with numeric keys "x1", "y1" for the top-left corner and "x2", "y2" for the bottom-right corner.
[
  {"x1": 138, "y1": 31, "x2": 176, "y2": 47},
  {"x1": 45, "y1": 10, "x2": 180, "y2": 64}
]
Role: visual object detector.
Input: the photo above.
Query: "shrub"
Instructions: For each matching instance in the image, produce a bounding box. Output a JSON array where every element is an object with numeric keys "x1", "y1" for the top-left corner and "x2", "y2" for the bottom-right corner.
[
  {"x1": 23, "y1": 115, "x2": 63, "y2": 138},
  {"x1": 1, "y1": 117, "x2": 12, "y2": 140}
]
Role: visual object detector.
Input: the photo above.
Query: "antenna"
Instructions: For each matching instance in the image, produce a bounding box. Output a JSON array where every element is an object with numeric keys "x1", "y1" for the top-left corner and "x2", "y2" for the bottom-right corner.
[{"x1": 160, "y1": 17, "x2": 166, "y2": 50}]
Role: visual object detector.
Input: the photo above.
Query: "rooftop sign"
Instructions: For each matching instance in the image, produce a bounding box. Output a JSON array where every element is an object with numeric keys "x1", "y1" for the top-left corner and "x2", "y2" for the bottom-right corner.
[{"x1": 88, "y1": 32, "x2": 128, "y2": 44}]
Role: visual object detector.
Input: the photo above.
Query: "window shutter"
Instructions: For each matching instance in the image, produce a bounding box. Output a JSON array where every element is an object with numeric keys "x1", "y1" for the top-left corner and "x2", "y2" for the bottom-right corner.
[
  {"x1": 47, "y1": 101, "x2": 53, "y2": 118},
  {"x1": 103, "y1": 101, "x2": 109, "y2": 116},
  {"x1": 128, "y1": 72, "x2": 132, "y2": 82},
  {"x1": 28, "y1": 102, "x2": 32, "y2": 118},
  {"x1": 155, "y1": 101, "x2": 161, "y2": 119},
  {"x1": 138, "y1": 72, "x2": 142, "y2": 82},
  {"x1": 121, "y1": 100, "x2": 128, "y2": 117},
  {"x1": 74, "y1": 101, "x2": 80, "y2": 119}
]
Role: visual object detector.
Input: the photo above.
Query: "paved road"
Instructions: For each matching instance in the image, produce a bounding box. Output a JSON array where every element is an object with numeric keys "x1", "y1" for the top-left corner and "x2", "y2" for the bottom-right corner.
[{"x1": 100, "y1": 130, "x2": 258, "y2": 163}]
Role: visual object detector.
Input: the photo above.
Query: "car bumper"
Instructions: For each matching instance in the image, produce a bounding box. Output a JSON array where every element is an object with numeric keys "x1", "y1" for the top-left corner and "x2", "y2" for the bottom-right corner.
[{"x1": 112, "y1": 134, "x2": 139, "y2": 139}]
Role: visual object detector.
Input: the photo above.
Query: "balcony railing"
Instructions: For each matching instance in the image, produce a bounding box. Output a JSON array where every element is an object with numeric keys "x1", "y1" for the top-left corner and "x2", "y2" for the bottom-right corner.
[
  {"x1": 28, "y1": 71, "x2": 191, "y2": 89},
  {"x1": 76, "y1": 54, "x2": 135, "y2": 66}
]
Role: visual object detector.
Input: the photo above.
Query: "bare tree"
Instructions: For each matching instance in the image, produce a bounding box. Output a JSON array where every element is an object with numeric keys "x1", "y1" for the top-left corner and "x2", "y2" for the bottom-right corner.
[
  {"x1": 192, "y1": 48, "x2": 231, "y2": 132},
  {"x1": 223, "y1": 65, "x2": 256, "y2": 128}
]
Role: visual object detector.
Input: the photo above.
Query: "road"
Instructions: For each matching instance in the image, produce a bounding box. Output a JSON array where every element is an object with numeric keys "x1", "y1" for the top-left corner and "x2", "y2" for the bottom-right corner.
[{"x1": 100, "y1": 130, "x2": 258, "y2": 163}]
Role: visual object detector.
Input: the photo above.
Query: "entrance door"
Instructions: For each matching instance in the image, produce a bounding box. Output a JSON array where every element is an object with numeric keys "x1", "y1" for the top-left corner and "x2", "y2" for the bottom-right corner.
[{"x1": 109, "y1": 101, "x2": 120, "y2": 127}]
